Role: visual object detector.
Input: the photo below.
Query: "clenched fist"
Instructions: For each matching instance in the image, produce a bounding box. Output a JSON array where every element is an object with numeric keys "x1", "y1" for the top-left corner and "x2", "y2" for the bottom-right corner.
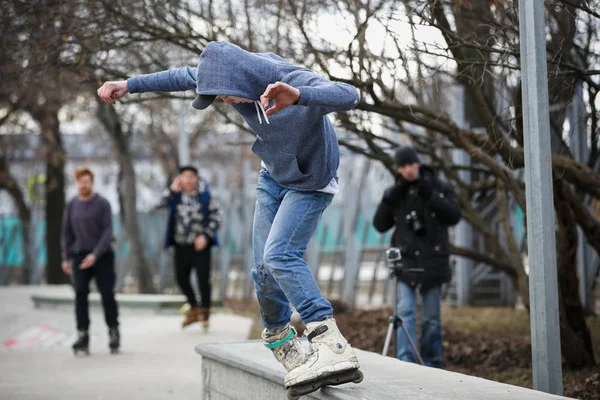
[{"x1": 97, "y1": 81, "x2": 129, "y2": 105}]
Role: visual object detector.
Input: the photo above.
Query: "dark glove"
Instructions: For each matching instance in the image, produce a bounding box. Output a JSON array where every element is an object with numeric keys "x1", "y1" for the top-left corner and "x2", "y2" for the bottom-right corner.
[
  {"x1": 382, "y1": 184, "x2": 404, "y2": 205},
  {"x1": 416, "y1": 178, "x2": 433, "y2": 200}
]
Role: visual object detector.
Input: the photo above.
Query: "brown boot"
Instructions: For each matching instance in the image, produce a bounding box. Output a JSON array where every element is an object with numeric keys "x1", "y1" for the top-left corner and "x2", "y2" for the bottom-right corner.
[
  {"x1": 182, "y1": 306, "x2": 201, "y2": 328},
  {"x1": 198, "y1": 307, "x2": 210, "y2": 331}
]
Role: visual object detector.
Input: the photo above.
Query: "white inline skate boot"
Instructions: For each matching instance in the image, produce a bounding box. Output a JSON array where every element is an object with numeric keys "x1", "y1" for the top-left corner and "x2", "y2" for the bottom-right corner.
[{"x1": 284, "y1": 319, "x2": 363, "y2": 399}]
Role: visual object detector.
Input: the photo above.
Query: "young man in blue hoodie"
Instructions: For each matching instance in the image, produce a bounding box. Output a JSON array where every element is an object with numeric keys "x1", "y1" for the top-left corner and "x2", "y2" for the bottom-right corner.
[{"x1": 97, "y1": 41, "x2": 362, "y2": 395}]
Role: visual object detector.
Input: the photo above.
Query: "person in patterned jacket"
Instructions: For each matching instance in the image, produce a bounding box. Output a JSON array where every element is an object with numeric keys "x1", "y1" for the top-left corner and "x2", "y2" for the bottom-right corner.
[{"x1": 162, "y1": 165, "x2": 222, "y2": 329}]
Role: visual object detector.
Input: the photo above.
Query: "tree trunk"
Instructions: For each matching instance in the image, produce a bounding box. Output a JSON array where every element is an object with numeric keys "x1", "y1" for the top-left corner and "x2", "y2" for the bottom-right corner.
[
  {"x1": 118, "y1": 152, "x2": 155, "y2": 293},
  {"x1": 40, "y1": 112, "x2": 68, "y2": 284},
  {"x1": 545, "y1": 1, "x2": 580, "y2": 155},
  {"x1": 146, "y1": 118, "x2": 179, "y2": 187},
  {"x1": 554, "y1": 181, "x2": 596, "y2": 368},
  {"x1": 96, "y1": 100, "x2": 155, "y2": 293}
]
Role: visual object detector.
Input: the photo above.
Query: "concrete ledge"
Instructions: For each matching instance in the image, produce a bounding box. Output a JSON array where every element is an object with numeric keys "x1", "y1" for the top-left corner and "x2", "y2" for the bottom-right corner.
[
  {"x1": 29, "y1": 285, "x2": 227, "y2": 312},
  {"x1": 31, "y1": 291, "x2": 187, "y2": 310},
  {"x1": 196, "y1": 340, "x2": 572, "y2": 400}
]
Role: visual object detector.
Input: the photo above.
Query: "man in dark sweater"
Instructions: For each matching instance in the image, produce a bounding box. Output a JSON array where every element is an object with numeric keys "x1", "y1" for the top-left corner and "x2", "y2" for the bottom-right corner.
[
  {"x1": 61, "y1": 167, "x2": 119, "y2": 355},
  {"x1": 162, "y1": 166, "x2": 221, "y2": 330}
]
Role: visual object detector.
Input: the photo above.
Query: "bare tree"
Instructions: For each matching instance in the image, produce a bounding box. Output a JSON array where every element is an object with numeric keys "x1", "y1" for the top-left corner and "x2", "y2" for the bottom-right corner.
[
  {"x1": 322, "y1": 0, "x2": 599, "y2": 367},
  {"x1": 0, "y1": 0, "x2": 93, "y2": 284},
  {"x1": 71, "y1": 0, "x2": 600, "y2": 367}
]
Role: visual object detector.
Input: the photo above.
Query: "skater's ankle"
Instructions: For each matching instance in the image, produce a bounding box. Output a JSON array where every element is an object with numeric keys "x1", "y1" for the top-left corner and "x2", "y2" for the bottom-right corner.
[{"x1": 264, "y1": 323, "x2": 291, "y2": 338}]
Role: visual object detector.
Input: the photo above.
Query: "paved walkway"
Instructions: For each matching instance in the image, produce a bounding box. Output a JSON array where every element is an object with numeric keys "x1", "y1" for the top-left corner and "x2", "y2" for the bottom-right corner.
[{"x1": 0, "y1": 286, "x2": 253, "y2": 400}]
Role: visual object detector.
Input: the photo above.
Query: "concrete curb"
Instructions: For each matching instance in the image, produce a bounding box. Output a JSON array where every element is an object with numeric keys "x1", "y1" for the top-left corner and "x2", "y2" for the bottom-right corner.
[{"x1": 195, "y1": 341, "x2": 574, "y2": 400}]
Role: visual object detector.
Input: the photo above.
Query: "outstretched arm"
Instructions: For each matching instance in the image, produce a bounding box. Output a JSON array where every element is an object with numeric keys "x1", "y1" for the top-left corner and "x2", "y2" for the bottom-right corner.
[
  {"x1": 294, "y1": 72, "x2": 359, "y2": 114},
  {"x1": 259, "y1": 72, "x2": 359, "y2": 117},
  {"x1": 97, "y1": 67, "x2": 197, "y2": 104}
]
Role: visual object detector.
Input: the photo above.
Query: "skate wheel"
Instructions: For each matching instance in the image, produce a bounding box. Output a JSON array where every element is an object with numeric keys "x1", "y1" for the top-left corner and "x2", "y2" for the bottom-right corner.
[
  {"x1": 353, "y1": 370, "x2": 364, "y2": 384},
  {"x1": 286, "y1": 391, "x2": 299, "y2": 400},
  {"x1": 288, "y1": 368, "x2": 362, "y2": 397},
  {"x1": 110, "y1": 348, "x2": 120, "y2": 354}
]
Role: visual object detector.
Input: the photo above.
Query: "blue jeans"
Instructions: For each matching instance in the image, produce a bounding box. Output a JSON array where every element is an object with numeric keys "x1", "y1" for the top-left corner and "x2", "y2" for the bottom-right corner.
[
  {"x1": 396, "y1": 281, "x2": 442, "y2": 367},
  {"x1": 252, "y1": 170, "x2": 334, "y2": 330}
]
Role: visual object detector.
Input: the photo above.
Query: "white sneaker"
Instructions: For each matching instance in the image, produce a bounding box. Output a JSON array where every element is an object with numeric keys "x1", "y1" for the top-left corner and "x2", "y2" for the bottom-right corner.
[
  {"x1": 284, "y1": 319, "x2": 360, "y2": 388},
  {"x1": 262, "y1": 324, "x2": 306, "y2": 372}
]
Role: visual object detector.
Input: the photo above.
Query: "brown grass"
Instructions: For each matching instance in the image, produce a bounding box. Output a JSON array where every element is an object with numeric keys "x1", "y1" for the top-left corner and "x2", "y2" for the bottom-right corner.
[{"x1": 226, "y1": 298, "x2": 600, "y2": 399}]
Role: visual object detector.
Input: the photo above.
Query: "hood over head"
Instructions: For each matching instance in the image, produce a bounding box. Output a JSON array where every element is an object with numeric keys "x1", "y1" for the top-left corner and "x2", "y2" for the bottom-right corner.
[{"x1": 191, "y1": 41, "x2": 303, "y2": 111}]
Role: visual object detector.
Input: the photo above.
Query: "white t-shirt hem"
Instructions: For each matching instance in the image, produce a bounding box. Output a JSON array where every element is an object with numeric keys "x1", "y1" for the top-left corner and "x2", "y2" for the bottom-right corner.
[{"x1": 260, "y1": 162, "x2": 338, "y2": 194}]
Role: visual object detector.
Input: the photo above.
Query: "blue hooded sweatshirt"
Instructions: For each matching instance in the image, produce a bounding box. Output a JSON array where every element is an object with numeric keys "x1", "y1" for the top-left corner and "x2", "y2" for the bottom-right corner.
[{"x1": 127, "y1": 41, "x2": 359, "y2": 191}]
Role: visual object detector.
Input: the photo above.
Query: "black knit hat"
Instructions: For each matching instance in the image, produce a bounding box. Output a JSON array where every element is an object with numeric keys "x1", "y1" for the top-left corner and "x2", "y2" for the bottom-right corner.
[
  {"x1": 393, "y1": 146, "x2": 420, "y2": 167},
  {"x1": 179, "y1": 165, "x2": 198, "y2": 175}
]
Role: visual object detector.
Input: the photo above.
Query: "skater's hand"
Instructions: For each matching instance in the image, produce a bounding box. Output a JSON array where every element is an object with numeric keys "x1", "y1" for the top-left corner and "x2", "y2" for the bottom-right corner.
[
  {"x1": 97, "y1": 80, "x2": 129, "y2": 105},
  {"x1": 260, "y1": 82, "x2": 300, "y2": 117},
  {"x1": 62, "y1": 261, "x2": 72, "y2": 276},
  {"x1": 80, "y1": 254, "x2": 97, "y2": 270},
  {"x1": 194, "y1": 235, "x2": 208, "y2": 252},
  {"x1": 170, "y1": 176, "x2": 183, "y2": 192}
]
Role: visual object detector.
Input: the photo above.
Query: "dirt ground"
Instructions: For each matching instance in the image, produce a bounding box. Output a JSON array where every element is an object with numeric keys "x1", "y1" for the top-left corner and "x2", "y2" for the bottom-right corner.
[{"x1": 223, "y1": 298, "x2": 600, "y2": 400}]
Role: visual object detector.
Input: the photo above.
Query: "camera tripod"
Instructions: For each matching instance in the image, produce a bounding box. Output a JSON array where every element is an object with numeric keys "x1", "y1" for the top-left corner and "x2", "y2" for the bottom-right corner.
[{"x1": 381, "y1": 248, "x2": 424, "y2": 365}]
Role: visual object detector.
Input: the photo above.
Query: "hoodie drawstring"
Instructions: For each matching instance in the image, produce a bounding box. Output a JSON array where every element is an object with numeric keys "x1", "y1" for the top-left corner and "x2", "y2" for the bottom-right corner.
[{"x1": 254, "y1": 101, "x2": 270, "y2": 125}]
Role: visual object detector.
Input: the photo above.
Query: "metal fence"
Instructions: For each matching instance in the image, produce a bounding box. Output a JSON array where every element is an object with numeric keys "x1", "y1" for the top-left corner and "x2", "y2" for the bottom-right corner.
[{"x1": 0, "y1": 156, "x2": 519, "y2": 308}]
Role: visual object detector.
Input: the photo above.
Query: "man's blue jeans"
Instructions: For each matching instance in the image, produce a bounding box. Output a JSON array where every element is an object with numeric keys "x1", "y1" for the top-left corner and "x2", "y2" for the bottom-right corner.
[
  {"x1": 252, "y1": 170, "x2": 334, "y2": 330},
  {"x1": 396, "y1": 281, "x2": 442, "y2": 367}
]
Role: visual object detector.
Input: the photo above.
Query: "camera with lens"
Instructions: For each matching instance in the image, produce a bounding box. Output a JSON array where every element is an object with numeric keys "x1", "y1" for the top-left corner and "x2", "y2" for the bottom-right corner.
[{"x1": 405, "y1": 210, "x2": 426, "y2": 236}]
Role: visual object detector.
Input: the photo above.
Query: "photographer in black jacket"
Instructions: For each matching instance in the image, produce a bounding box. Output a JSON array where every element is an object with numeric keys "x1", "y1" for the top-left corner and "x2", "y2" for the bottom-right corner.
[{"x1": 373, "y1": 146, "x2": 461, "y2": 367}]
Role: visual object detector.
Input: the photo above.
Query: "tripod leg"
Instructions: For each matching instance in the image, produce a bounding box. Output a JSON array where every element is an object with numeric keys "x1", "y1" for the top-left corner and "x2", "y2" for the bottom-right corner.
[
  {"x1": 382, "y1": 321, "x2": 395, "y2": 356},
  {"x1": 398, "y1": 322, "x2": 425, "y2": 365}
]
